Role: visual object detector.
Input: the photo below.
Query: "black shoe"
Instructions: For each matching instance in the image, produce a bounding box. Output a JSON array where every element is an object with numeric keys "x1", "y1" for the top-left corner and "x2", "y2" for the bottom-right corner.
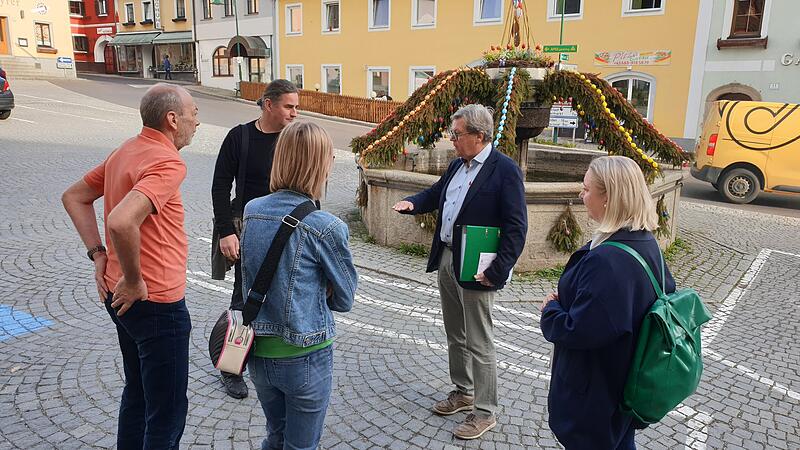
[{"x1": 220, "y1": 372, "x2": 248, "y2": 399}]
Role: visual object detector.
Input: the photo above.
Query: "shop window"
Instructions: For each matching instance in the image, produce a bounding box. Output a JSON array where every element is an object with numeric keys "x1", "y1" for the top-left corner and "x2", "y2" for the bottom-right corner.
[
  {"x1": 69, "y1": 1, "x2": 85, "y2": 17},
  {"x1": 413, "y1": 0, "x2": 435, "y2": 27},
  {"x1": 475, "y1": 0, "x2": 502, "y2": 23},
  {"x1": 370, "y1": 0, "x2": 389, "y2": 29},
  {"x1": 368, "y1": 67, "x2": 390, "y2": 98},
  {"x1": 323, "y1": 1, "x2": 339, "y2": 32},
  {"x1": 323, "y1": 65, "x2": 341, "y2": 94},
  {"x1": 248, "y1": 0, "x2": 259, "y2": 15},
  {"x1": 175, "y1": 0, "x2": 186, "y2": 18},
  {"x1": 409, "y1": 67, "x2": 434, "y2": 95},
  {"x1": 286, "y1": 4, "x2": 302, "y2": 34},
  {"x1": 72, "y1": 35, "x2": 89, "y2": 52},
  {"x1": 96, "y1": 0, "x2": 108, "y2": 16},
  {"x1": 249, "y1": 57, "x2": 265, "y2": 83},
  {"x1": 35, "y1": 23, "x2": 53, "y2": 48},
  {"x1": 117, "y1": 46, "x2": 139, "y2": 72},
  {"x1": 287, "y1": 65, "x2": 303, "y2": 88},
  {"x1": 124, "y1": 3, "x2": 135, "y2": 23},
  {"x1": 610, "y1": 76, "x2": 652, "y2": 121},
  {"x1": 213, "y1": 46, "x2": 232, "y2": 77},
  {"x1": 141, "y1": 1, "x2": 153, "y2": 23}
]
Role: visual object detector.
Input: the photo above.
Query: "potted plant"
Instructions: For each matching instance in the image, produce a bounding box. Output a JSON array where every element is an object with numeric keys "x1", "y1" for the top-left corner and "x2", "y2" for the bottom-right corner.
[{"x1": 483, "y1": 44, "x2": 555, "y2": 81}]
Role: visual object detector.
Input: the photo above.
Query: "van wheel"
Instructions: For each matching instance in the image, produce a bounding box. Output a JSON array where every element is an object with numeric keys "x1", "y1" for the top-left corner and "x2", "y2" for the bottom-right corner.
[
  {"x1": 717, "y1": 168, "x2": 760, "y2": 204},
  {"x1": 0, "y1": 110, "x2": 10, "y2": 120}
]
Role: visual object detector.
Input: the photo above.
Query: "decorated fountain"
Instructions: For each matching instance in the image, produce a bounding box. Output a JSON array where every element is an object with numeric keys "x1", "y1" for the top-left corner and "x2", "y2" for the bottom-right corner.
[{"x1": 351, "y1": 0, "x2": 689, "y2": 271}]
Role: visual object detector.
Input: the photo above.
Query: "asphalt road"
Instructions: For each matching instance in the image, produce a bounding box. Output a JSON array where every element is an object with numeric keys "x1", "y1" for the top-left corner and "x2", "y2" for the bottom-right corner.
[{"x1": 53, "y1": 74, "x2": 800, "y2": 218}]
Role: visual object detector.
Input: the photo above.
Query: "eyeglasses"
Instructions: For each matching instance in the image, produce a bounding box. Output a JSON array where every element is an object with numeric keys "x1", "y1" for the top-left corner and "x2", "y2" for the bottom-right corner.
[{"x1": 449, "y1": 130, "x2": 476, "y2": 142}]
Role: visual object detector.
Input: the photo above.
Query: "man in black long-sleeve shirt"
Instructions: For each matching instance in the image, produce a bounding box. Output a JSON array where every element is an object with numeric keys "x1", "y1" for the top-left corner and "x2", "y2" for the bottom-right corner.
[{"x1": 211, "y1": 79, "x2": 299, "y2": 399}]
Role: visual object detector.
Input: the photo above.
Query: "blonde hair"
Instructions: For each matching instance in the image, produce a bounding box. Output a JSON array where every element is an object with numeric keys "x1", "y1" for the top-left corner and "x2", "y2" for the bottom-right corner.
[
  {"x1": 270, "y1": 122, "x2": 333, "y2": 199},
  {"x1": 588, "y1": 156, "x2": 658, "y2": 233}
]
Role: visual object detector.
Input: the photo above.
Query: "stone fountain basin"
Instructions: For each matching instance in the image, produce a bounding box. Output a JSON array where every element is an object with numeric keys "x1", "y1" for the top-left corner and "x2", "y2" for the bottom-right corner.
[{"x1": 360, "y1": 146, "x2": 683, "y2": 271}]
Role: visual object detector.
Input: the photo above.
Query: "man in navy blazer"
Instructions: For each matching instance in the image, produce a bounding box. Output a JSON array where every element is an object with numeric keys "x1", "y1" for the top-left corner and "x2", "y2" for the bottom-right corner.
[{"x1": 393, "y1": 104, "x2": 528, "y2": 440}]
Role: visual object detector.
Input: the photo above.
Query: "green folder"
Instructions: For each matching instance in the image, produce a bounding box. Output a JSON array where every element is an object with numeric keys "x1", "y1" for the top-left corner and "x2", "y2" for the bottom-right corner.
[{"x1": 459, "y1": 225, "x2": 501, "y2": 282}]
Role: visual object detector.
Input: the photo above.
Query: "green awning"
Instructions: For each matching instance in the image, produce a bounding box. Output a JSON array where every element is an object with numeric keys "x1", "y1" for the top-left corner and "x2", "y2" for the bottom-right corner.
[
  {"x1": 228, "y1": 35, "x2": 269, "y2": 58},
  {"x1": 152, "y1": 31, "x2": 194, "y2": 45},
  {"x1": 109, "y1": 32, "x2": 161, "y2": 46}
]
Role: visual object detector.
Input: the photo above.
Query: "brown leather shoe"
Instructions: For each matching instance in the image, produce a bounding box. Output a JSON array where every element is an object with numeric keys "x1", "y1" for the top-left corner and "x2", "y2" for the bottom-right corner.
[
  {"x1": 432, "y1": 390, "x2": 474, "y2": 415},
  {"x1": 453, "y1": 413, "x2": 497, "y2": 440}
]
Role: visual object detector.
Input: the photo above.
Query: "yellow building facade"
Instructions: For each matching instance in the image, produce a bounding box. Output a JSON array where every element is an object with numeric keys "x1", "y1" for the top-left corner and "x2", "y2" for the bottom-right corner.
[
  {"x1": 277, "y1": 0, "x2": 702, "y2": 143},
  {"x1": 0, "y1": 0, "x2": 77, "y2": 78},
  {"x1": 110, "y1": 0, "x2": 195, "y2": 79}
]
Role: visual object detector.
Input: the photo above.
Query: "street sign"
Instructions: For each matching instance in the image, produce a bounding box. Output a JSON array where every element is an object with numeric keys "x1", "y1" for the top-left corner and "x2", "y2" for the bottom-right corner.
[
  {"x1": 559, "y1": 53, "x2": 569, "y2": 62},
  {"x1": 56, "y1": 57, "x2": 74, "y2": 69},
  {"x1": 543, "y1": 44, "x2": 578, "y2": 53},
  {"x1": 549, "y1": 117, "x2": 579, "y2": 128},
  {"x1": 550, "y1": 102, "x2": 579, "y2": 129}
]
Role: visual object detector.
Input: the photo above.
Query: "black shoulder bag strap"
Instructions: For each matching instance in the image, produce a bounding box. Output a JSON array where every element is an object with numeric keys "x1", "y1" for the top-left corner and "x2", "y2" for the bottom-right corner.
[
  {"x1": 241, "y1": 200, "x2": 318, "y2": 326},
  {"x1": 233, "y1": 123, "x2": 250, "y2": 216}
]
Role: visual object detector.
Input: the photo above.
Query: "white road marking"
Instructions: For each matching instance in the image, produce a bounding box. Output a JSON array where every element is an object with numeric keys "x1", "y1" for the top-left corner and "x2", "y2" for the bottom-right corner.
[
  {"x1": 704, "y1": 349, "x2": 800, "y2": 401},
  {"x1": 14, "y1": 105, "x2": 113, "y2": 123},
  {"x1": 9, "y1": 117, "x2": 36, "y2": 124},
  {"x1": 15, "y1": 93, "x2": 138, "y2": 115},
  {"x1": 128, "y1": 84, "x2": 153, "y2": 89}
]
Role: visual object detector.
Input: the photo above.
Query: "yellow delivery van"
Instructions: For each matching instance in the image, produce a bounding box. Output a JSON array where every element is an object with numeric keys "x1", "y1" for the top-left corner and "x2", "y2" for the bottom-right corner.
[{"x1": 692, "y1": 100, "x2": 800, "y2": 204}]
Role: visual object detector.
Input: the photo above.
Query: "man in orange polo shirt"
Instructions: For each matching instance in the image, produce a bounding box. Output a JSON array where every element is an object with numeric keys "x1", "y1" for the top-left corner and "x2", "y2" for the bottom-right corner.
[{"x1": 62, "y1": 83, "x2": 199, "y2": 449}]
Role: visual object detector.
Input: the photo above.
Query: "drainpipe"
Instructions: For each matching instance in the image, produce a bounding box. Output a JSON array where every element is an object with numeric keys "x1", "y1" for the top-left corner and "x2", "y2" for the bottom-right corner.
[
  {"x1": 191, "y1": 0, "x2": 200, "y2": 83},
  {"x1": 271, "y1": 0, "x2": 278, "y2": 81}
]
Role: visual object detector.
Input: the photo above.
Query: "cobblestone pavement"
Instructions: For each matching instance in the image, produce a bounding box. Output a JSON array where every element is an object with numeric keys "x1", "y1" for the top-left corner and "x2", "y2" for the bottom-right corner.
[{"x1": 1, "y1": 81, "x2": 799, "y2": 449}]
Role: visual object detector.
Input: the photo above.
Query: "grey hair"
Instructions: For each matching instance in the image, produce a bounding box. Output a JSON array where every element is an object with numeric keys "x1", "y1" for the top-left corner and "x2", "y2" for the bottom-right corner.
[
  {"x1": 140, "y1": 83, "x2": 185, "y2": 129},
  {"x1": 451, "y1": 104, "x2": 494, "y2": 143},
  {"x1": 257, "y1": 79, "x2": 299, "y2": 107}
]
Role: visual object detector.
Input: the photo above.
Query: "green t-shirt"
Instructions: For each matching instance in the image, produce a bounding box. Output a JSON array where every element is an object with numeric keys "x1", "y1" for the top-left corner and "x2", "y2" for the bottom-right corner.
[{"x1": 253, "y1": 336, "x2": 333, "y2": 359}]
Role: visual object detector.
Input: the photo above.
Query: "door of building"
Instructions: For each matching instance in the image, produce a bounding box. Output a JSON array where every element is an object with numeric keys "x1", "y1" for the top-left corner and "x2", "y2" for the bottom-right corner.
[
  {"x1": 0, "y1": 17, "x2": 10, "y2": 55},
  {"x1": 104, "y1": 44, "x2": 116, "y2": 73}
]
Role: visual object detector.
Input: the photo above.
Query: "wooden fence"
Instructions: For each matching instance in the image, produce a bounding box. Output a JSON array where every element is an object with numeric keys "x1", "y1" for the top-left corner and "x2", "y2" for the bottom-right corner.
[{"x1": 239, "y1": 81, "x2": 401, "y2": 124}]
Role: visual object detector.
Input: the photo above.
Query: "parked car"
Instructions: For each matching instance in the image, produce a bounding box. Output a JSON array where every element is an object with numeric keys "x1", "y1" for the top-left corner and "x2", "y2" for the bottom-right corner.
[
  {"x1": 0, "y1": 74, "x2": 13, "y2": 120},
  {"x1": 692, "y1": 100, "x2": 800, "y2": 204}
]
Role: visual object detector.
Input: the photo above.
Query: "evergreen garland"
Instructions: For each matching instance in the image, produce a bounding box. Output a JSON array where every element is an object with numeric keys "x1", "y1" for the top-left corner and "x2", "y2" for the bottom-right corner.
[
  {"x1": 536, "y1": 71, "x2": 691, "y2": 183},
  {"x1": 655, "y1": 195, "x2": 671, "y2": 239},
  {"x1": 547, "y1": 204, "x2": 583, "y2": 253}
]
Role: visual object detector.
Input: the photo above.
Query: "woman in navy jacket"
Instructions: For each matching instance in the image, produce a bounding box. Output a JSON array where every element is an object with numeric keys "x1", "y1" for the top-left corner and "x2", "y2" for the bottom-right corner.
[{"x1": 540, "y1": 156, "x2": 676, "y2": 450}]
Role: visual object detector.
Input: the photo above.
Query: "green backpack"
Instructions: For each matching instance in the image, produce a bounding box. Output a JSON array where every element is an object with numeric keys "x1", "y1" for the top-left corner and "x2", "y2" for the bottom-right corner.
[{"x1": 601, "y1": 241, "x2": 713, "y2": 425}]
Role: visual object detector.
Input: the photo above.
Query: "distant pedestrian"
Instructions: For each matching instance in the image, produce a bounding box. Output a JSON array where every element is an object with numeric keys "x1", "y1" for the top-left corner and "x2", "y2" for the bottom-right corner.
[
  {"x1": 163, "y1": 55, "x2": 172, "y2": 80},
  {"x1": 244, "y1": 121, "x2": 357, "y2": 450},
  {"x1": 61, "y1": 83, "x2": 199, "y2": 449},
  {"x1": 540, "y1": 156, "x2": 677, "y2": 449}
]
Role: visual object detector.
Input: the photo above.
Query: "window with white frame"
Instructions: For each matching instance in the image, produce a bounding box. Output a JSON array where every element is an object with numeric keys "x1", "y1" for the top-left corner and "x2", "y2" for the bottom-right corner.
[
  {"x1": 34, "y1": 22, "x2": 53, "y2": 47},
  {"x1": 370, "y1": 0, "x2": 390, "y2": 29},
  {"x1": 142, "y1": 1, "x2": 153, "y2": 22},
  {"x1": 413, "y1": 0, "x2": 436, "y2": 27},
  {"x1": 286, "y1": 4, "x2": 302, "y2": 35},
  {"x1": 124, "y1": 3, "x2": 135, "y2": 22},
  {"x1": 247, "y1": 0, "x2": 258, "y2": 14},
  {"x1": 729, "y1": 0, "x2": 765, "y2": 38},
  {"x1": 368, "y1": 67, "x2": 390, "y2": 98},
  {"x1": 224, "y1": 0, "x2": 234, "y2": 17},
  {"x1": 549, "y1": 0, "x2": 582, "y2": 18},
  {"x1": 72, "y1": 35, "x2": 89, "y2": 52},
  {"x1": 323, "y1": 65, "x2": 341, "y2": 94},
  {"x1": 624, "y1": 0, "x2": 663, "y2": 13},
  {"x1": 409, "y1": 67, "x2": 434, "y2": 95},
  {"x1": 213, "y1": 46, "x2": 232, "y2": 76},
  {"x1": 202, "y1": 0, "x2": 211, "y2": 19},
  {"x1": 475, "y1": 0, "x2": 502, "y2": 23},
  {"x1": 69, "y1": 1, "x2": 85, "y2": 17},
  {"x1": 610, "y1": 75, "x2": 653, "y2": 120},
  {"x1": 96, "y1": 0, "x2": 108, "y2": 15},
  {"x1": 323, "y1": 0, "x2": 340, "y2": 32},
  {"x1": 286, "y1": 65, "x2": 304, "y2": 88},
  {"x1": 175, "y1": 0, "x2": 186, "y2": 18}
]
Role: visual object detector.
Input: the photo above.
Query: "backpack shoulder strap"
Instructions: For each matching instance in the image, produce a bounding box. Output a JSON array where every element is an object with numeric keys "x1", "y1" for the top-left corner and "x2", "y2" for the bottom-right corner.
[{"x1": 599, "y1": 241, "x2": 665, "y2": 298}]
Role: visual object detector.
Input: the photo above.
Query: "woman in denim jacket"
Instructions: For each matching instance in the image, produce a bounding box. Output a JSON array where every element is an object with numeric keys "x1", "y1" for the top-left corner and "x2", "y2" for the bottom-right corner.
[{"x1": 241, "y1": 121, "x2": 357, "y2": 450}]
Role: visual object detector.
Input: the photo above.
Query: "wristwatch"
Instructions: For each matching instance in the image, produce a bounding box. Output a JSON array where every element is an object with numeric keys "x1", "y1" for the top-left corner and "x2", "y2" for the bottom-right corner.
[{"x1": 87, "y1": 245, "x2": 107, "y2": 261}]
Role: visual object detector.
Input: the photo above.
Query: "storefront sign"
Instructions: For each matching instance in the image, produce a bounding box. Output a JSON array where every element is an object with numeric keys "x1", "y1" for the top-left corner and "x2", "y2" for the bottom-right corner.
[
  {"x1": 781, "y1": 53, "x2": 800, "y2": 66},
  {"x1": 594, "y1": 50, "x2": 671, "y2": 66},
  {"x1": 97, "y1": 27, "x2": 113, "y2": 34},
  {"x1": 153, "y1": 0, "x2": 161, "y2": 29}
]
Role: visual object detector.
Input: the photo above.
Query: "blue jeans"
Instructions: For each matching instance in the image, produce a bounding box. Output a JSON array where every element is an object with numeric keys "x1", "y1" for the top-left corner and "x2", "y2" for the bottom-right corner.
[
  {"x1": 104, "y1": 295, "x2": 191, "y2": 450},
  {"x1": 248, "y1": 345, "x2": 333, "y2": 450}
]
